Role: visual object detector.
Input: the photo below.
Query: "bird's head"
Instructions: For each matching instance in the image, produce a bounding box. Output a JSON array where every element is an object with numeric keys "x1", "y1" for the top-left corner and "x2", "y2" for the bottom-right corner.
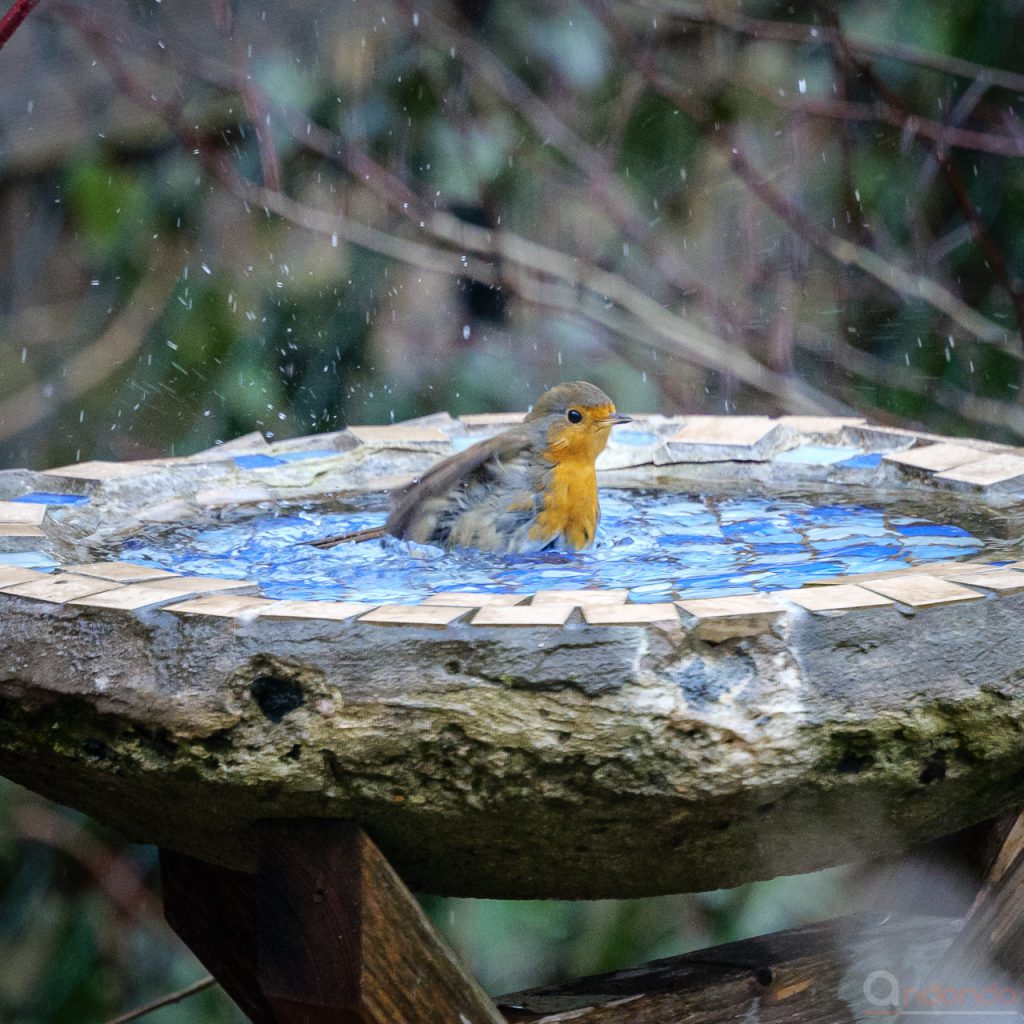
[{"x1": 525, "y1": 381, "x2": 631, "y2": 464}]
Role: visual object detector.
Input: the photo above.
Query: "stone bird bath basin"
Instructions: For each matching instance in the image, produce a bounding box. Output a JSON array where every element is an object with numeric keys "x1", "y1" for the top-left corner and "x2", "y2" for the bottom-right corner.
[{"x1": 2, "y1": 411, "x2": 1024, "y2": 899}]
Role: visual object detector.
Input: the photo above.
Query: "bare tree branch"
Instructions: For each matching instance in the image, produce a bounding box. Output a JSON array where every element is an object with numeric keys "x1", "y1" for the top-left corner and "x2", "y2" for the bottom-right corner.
[
  {"x1": 102, "y1": 978, "x2": 216, "y2": 1024},
  {"x1": 0, "y1": 0, "x2": 41, "y2": 49},
  {"x1": 648, "y1": 0, "x2": 1024, "y2": 96}
]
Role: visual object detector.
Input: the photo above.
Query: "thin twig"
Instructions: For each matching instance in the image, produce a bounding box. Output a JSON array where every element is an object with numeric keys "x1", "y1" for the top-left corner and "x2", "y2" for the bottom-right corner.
[
  {"x1": 649, "y1": 74, "x2": 1017, "y2": 356},
  {"x1": 648, "y1": 0, "x2": 1024, "y2": 96},
  {"x1": 411, "y1": 4, "x2": 745, "y2": 333},
  {"x1": 0, "y1": 250, "x2": 181, "y2": 442},
  {"x1": 818, "y1": 2, "x2": 1024, "y2": 347},
  {"x1": 57, "y1": 1, "x2": 846, "y2": 413},
  {"x1": 737, "y1": 77, "x2": 1024, "y2": 158},
  {"x1": 102, "y1": 977, "x2": 216, "y2": 1024},
  {"x1": 0, "y1": 0, "x2": 40, "y2": 49}
]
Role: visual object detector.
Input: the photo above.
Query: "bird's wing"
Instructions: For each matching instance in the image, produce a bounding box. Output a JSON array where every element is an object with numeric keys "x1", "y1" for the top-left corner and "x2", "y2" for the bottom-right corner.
[{"x1": 386, "y1": 427, "x2": 533, "y2": 540}]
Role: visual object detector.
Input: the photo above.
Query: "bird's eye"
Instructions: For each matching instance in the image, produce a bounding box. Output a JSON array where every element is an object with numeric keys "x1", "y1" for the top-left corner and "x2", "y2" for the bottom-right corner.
[{"x1": 567, "y1": 409, "x2": 583, "y2": 424}]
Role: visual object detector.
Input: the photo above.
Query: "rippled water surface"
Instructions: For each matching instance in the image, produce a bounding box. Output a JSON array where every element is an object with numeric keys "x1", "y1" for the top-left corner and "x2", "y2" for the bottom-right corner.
[{"x1": 110, "y1": 489, "x2": 988, "y2": 603}]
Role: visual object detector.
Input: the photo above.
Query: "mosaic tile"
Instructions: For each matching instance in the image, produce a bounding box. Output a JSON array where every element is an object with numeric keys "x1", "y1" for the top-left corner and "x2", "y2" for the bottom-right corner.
[
  {"x1": 0, "y1": 566, "x2": 46, "y2": 587},
  {"x1": 582, "y1": 603, "x2": 680, "y2": 625},
  {"x1": 256, "y1": 600, "x2": 374, "y2": 621},
  {"x1": 814, "y1": 561, "x2": 978, "y2": 586},
  {"x1": 13, "y1": 492, "x2": 89, "y2": 506},
  {"x1": 0, "y1": 574, "x2": 123, "y2": 604},
  {"x1": 0, "y1": 501, "x2": 46, "y2": 524},
  {"x1": 936, "y1": 454, "x2": 1024, "y2": 490},
  {"x1": 64, "y1": 562, "x2": 180, "y2": 582},
  {"x1": 459, "y1": 413, "x2": 526, "y2": 427},
  {"x1": 273, "y1": 450, "x2": 341, "y2": 463},
  {"x1": 42, "y1": 461, "x2": 151, "y2": 480},
  {"x1": 532, "y1": 589, "x2": 629, "y2": 605},
  {"x1": 346, "y1": 425, "x2": 450, "y2": 445},
  {"x1": 0, "y1": 551, "x2": 59, "y2": 569},
  {"x1": 134, "y1": 577, "x2": 258, "y2": 595},
  {"x1": 189, "y1": 432, "x2": 270, "y2": 457},
  {"x1": 858, "y1": 576, "x2": 984, "y2": 608},
  {"x1": 884, "y1": 443, "x2": 987, "y2": 473},
  {"x1": 940, "y1": 569, "x2": 1024, "y2": 595},
  {"x1": 195, "y1": 486, "x2": 273, "y2": 507},
  {"x1": 774, "y1": 445, "x2": 863, "y2": 466},
  {"x1": 358, "y1": 604, "x2": 472, "y2": 627},
  {"x1": 68, "y1": 584, "x2": 195, "y2": 611},
  {"x1": 676, "y1": 594, "x2": 784, "y2": 641},
  {"x1": 234, "y1": 454, "x2": 285, "y2": 469},
  {"x1": 663, "y1": 417, "x2": 783, "y2": 462},
  {"x1": 777, "y1": 585, "x2": 893, "y2": 612},
  {"x1": 835, "y1": 452, "x2": 884, "y2": 469},
  {"x1": 471, "y1": 603, "x2": 576, "y2": 627},
  {"x1": 779, "y1": 416, "x2": 866, "y2": 433},
  {"x1": 163, "y1": 595, "x2": 274, "y2": 617},
  {"x1": 0, "y1": 524, "x2": 45, "y2": 538},
  {"x1": 422, "y1": 593, "x2": 529, "y2": 607}
]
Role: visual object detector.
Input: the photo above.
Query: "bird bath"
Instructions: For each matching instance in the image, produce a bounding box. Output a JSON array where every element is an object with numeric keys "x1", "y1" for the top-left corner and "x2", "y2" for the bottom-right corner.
[{"x1": 2, "y1": 411, "x2": 1024, "y2": 900}]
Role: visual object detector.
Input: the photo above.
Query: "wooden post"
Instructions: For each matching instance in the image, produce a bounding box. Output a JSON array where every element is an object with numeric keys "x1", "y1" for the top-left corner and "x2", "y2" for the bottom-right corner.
[{"x1": 160, "y1": 821, "x2": 504, "y2": 1024}]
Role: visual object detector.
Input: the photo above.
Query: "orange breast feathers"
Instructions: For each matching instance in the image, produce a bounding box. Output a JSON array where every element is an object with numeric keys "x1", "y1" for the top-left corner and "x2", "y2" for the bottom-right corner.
[{"x1": 527, "y1": 401, "x2": 618, "y2": 549}]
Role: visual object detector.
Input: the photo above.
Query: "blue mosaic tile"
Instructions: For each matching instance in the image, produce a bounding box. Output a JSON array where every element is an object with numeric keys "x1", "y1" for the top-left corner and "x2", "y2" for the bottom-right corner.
[
  {"x1": 611, "y1": 431, "x2": 659, "y2": 447},
  {"x1": 13, "y1": 492, "x2": 90, "y2": 506},
  {"x1": 774, "y1": 445, "x2": 863, "y2": 465},
  {"x1": 894, "y1": 522, "x2": 975, "y2": 538},
  {"x1": 836, "y1": 452, "x2": 884, "y2": 469},
  {"x1": 274, "y1": 450, "x2": 341, "y2": 463},
  {"x1": 113, "y1": 491, "x2": 986, "y2": 604},
  {"x1": 234, "y1": 454, "x2": 286, "y2": 469},
  {"x1": 0, "y1": 551, "x2": 59, "y2": 568}
]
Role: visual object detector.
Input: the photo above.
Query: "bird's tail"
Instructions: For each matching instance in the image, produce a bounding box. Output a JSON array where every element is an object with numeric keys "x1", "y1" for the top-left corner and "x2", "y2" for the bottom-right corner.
[{"x1": 306, "y1": 526, "x2": 387, "y2": 549}]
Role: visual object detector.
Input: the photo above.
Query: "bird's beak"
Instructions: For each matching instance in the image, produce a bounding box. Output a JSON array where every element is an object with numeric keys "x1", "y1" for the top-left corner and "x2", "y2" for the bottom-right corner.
[{"x1": 600, "y1": 413, "x2": 632, "y2": 427}]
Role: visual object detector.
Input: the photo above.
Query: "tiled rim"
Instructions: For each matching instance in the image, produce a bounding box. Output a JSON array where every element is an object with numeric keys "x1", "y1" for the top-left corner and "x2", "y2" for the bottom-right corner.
[{"x1": 2, "y1": 412, "x2": 1024, "y2": 635}]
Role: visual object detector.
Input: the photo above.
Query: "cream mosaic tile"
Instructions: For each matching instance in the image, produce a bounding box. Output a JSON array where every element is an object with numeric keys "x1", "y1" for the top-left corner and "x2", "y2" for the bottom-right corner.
[
  {"x1": 884, "y1": 443, "x2": 988, "y2": 473},
  {"x1": 0, "y1": 524, "x2": 45, "y2": 538},
  {"x1": 471, "y1": 603, "x2": 576, "y2": 627},
  {"x1": 582, "y1": 603, "x2": 680, "y2": 625},
  {"x1": 347, "y1": 425, "x2": 450, "y2": 445},
  {"x1": 0, "y1": 566, "x2": 46, "y2": 588},
  {"x1": 358, "y1": 604, "x2": 472, "y2": 627},
  {"x1": 64, "y1": 562, "x2": 179, "y2": 582},
  {"x1": 163, "y1": 595, "x2": 274, "y2": 617},
  {"x1": 858, "y1": 576, "x2": 984, "y2": 608},
  {"x1": 940, "y1": 569, "x2": 1024, "y2": 595},
  {"x1": 69, "y1": 584, "x2": 194, "y2": 611},
  {"x1": 257, "y1": 600, "x2": 374, "y2": 621},
  {"x1": 778, "y1": 585, "x2": 893, "y2": 612},
  {"x1": 0, "y1": 574, "x2": 123, "y2": 603},
  {"x1": 42, "y1": 461, "x2": 151, "y2": 480},
  {"x1": 532, "y1": 589, "x2": 629, "y2": 605},
  {"x1": 936, "y1": 454, "x2": 1024, "y2": 489},
  {"x1": 0, "y1": 502, "x2": 46, "y2": 525},
  {"x1": 676, "y1": 594, "x2": 784, "y2": 641},
  {"x1": 134, "y1": 577, "x2": 257, "y2": 595},
  {"x1": 422, "y1": 593, "x2": 529, "y2": 607}
]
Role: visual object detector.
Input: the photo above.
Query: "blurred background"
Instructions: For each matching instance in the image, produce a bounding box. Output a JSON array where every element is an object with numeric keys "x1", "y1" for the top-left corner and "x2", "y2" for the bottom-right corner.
[{"x1": 1, "y1": 0, "x2": 1023, "y2": 1019}]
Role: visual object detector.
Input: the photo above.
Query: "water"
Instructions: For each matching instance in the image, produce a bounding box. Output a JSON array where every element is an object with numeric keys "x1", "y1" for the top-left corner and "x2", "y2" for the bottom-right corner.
[{"x1": 111, "y1": 490, "x2": 986, "y2": 604}]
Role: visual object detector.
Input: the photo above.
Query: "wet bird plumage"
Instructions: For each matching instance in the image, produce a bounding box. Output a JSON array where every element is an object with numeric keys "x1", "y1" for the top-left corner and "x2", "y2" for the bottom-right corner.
[{"x1": 310, "y1": 381, "x2": 630, "y2": 554}]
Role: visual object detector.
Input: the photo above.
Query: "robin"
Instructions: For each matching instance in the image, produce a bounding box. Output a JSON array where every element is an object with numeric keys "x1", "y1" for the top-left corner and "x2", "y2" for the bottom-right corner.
[{"x1": 310, "y1": 381, "x2": 631, "y2": 553}]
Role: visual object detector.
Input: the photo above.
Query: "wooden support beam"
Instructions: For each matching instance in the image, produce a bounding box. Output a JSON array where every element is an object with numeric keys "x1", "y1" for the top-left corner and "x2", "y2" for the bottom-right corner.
[
  {"x1": 933, "y1": 807, "x2": 1024, "y2": 990},
  {"x1": 161, "y1": 821, "x2": 504, "y2": 1024},
  {"x1": 498, "y1": 913, "x2": 959, "y2": 1023}
]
